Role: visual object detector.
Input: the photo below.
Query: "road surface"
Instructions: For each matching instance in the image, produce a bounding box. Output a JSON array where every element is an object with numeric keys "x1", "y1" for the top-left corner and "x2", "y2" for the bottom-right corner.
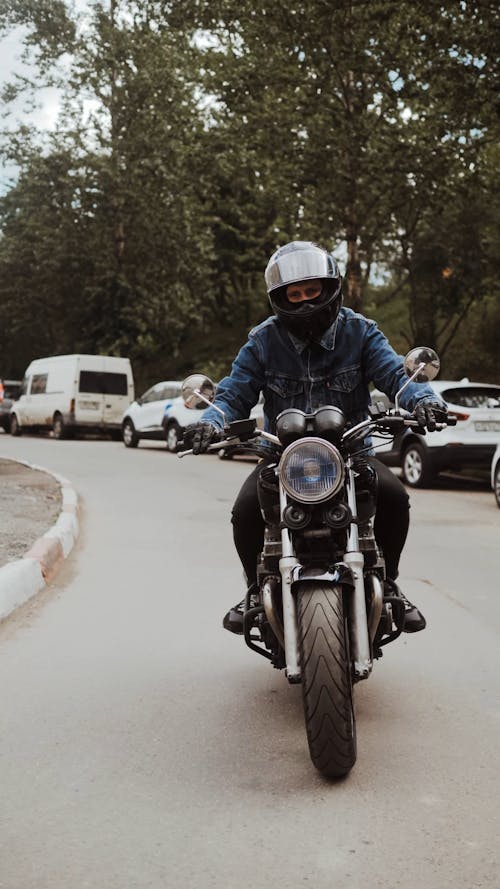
[{"x1": 0, "y1": 433, "x2": 498, "y2": 889}]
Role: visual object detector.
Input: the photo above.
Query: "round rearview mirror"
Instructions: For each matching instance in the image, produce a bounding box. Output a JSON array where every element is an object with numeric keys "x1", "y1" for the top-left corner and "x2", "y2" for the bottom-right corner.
[
  {"x1": 181, "y1": 374, "x2": 216, "y2": 409},
  {"x1": 403, "y1": 347, "x2": 440, "y2": 383}
]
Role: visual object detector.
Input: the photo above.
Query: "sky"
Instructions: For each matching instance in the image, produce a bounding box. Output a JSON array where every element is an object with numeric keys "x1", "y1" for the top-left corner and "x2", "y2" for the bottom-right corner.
[{"x1": 0, "y1": 1, "x2": 92, "y2": 192}]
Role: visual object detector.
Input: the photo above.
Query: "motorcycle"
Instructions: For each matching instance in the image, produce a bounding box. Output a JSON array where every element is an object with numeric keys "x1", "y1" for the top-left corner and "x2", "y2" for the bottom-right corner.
[{"x1": 178, "y1": 348, "x2": 455, "y2": 779}]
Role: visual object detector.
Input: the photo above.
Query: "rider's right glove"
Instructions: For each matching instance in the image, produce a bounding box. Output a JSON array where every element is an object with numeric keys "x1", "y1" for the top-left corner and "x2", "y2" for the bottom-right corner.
[
  {"x1": 183, "y1": 422, "x2": 219, "y2": 454},
  {"x1": 414, "y1": 400, "x2": 448, "y2": 432}
]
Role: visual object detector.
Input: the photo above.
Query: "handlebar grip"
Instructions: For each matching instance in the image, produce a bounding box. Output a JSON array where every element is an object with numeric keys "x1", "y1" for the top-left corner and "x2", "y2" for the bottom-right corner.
[
  {"x1": 446, "y1": 416, "x2": 458, "y2": 426},
  {"x1": 404, "y1": 419, "x2": 425, "y2": 430}
]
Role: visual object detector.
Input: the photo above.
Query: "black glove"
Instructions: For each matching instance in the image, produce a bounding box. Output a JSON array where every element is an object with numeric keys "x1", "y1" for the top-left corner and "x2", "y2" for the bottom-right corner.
[
  {"x1": 183, "y1": 422, "x2": 219, "y2": 454},
  {"x1": 414, "y1": 401, "x2": 448, "y2": 432}
]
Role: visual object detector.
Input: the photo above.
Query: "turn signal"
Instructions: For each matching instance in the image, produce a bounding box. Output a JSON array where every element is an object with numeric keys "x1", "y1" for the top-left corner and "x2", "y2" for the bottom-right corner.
[{"x1": 282, "y1": 504, "x2": 311, "y2": 529}]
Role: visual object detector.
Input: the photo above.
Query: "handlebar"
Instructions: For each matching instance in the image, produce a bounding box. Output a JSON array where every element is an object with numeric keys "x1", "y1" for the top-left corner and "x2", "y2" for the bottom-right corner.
[{"x1": 177, "y1": 410, "x2": 456, "y2": 457}]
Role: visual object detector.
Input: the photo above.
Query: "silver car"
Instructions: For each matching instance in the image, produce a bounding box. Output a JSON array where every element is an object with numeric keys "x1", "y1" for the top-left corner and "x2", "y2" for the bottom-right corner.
[{"x1": 373, "y1": 378, "x2": 500, "y2": 487}]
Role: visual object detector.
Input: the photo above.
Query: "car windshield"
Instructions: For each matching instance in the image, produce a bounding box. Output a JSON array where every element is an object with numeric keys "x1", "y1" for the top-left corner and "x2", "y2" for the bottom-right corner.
[{"x1": 441, "y1": 387, "x2": 500, "y2": 408}]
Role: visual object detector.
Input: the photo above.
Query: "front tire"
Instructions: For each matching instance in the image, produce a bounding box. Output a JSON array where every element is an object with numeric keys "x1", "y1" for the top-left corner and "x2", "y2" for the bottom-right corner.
[
  {"x1": 401, "y1": 442, "x2": 436, "y2": 488},
  {"x1": 297, "y1": 582, "x2": 356, "y2": 779},
  {"x1": 122, "y1": 419, "x2": 139, "y2": 448},
  {"x1": 165, "y1": 420, "x2": 181, "y2": 453},
  {"x1": 494, "y1": 464, "x2": 500, "y2": 509},
  {"x1": 10, "y1": 414, "x2": 21, "y2": 436},
  {"x1": 52, "y1": 413, "x2": 66, "y2": 440}
]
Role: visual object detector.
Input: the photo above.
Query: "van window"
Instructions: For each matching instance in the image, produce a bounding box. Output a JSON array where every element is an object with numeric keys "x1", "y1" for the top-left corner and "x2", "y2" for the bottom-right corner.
[
  {"x1": 79, "y1": 371, "x2": 128, "y2": 396},
  {"x1": 31, "y1": 373, "x2": 48, "y2": 395}
]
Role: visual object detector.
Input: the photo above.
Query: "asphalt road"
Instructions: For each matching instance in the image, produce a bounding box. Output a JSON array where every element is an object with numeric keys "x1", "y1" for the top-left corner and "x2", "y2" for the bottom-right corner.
[{"x1": 0, "y1": 434, "x2": 499, "y2": 889}]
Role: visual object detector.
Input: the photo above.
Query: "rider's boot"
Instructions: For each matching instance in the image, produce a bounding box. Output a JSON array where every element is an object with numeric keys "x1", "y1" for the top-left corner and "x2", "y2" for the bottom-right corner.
[
  {"x1": 384, "y1": 578, "x2": 426, "y2": 632},
  {"x1": 223, "y1": 584, "x2": 259, "y2": 635},
  {"x1": 223, "y1": 599, "x2": 246, "y2": 634}
]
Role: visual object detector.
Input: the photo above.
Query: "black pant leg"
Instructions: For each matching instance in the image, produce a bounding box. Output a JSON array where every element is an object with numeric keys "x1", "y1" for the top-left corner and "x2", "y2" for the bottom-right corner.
[
  {"x1": 368, "y1": 457, "x2": 410, "y2": 581},
  {"x1": 231, "y1": 462, "x2": 265, "y2": 585}
]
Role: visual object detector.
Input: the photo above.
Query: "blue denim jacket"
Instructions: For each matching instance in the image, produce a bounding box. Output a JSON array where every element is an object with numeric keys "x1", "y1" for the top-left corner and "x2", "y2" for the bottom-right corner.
[{"x1": 202, "y1": 308, "x2": 443, "y2": 435}]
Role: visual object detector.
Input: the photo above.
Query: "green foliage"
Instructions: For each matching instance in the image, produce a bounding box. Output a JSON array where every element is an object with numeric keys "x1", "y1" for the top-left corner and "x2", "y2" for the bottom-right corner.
[{"x1": 0, "y1": 0, "x2": 498, "y2": 385}]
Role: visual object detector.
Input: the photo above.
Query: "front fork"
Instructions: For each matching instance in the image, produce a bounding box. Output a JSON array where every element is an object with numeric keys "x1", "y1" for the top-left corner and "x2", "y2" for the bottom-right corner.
[{"x1": 275, "y1": 462, "x2": 376, "y2": 684}]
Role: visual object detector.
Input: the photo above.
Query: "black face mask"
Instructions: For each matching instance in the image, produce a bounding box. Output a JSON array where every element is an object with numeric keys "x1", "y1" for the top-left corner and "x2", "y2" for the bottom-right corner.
[{"x1": 271, "y1": 284, "x2": 342, "y2": 341}]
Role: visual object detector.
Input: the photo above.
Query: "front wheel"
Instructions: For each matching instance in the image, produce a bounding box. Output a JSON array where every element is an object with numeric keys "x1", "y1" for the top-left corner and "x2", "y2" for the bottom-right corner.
[
  {"x1": 10, "y1": 414, "x2": 21, "y2": 436},
  {"x1": 297, "y1": 582, "x2": 356, "y2": 779},
  {"x1": 52, "y1": 413, "x2": 66, "y2": 440},
  {"x1": 401, "y1": 442, "x2": 436, "y2": 488},
  {"x1": 494, "y1": 464, "x2": 500, "y2": 509},
  {"x1": 122, "y1": 419, "x2": 139, "y2": 448},
  {"x1": 165, "y1": 420, "x2": 181, "y2": 453}
]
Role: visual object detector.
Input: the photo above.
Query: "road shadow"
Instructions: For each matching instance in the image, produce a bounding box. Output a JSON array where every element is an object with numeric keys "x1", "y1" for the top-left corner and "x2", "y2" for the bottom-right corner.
[{"x1": 395, "y1": 469, "x2": 491, "y2": 492}]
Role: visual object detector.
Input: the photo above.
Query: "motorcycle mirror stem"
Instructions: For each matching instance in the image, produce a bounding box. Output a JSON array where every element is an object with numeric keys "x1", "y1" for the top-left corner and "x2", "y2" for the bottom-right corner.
[{"x1": 193, "y1": 389, "x2": 227, "y2": 426}]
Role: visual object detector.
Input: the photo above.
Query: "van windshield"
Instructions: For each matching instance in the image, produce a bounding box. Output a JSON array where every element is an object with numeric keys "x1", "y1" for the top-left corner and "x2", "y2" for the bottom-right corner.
[{"x1": 79, "y1": 371, "x2": 128, "y2": 396}]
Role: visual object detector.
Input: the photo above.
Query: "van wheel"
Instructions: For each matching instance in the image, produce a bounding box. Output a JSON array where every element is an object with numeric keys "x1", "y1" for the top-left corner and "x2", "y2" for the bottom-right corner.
[
  {"x1": 52, "y1": 413, "x2": 66, "y2": 440},
  {"x1": 165, "y1": 421, "x2": 181, "y2": 453},
  {"x1": 10, "y1": 414, "x2": 21, "y2": 436},
  {"x1": 122, "y1": 419, "x2": 139, "y2": 448}
]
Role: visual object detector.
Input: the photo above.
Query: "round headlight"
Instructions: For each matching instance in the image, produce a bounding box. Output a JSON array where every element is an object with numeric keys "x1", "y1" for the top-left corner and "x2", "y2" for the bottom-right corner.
[{"x1": 279, "y1": 437, "x2": 344, "y2": 503}]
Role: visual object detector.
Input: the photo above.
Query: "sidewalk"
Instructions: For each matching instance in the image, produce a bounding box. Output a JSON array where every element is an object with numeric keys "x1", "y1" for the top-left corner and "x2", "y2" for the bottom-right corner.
[{"x1": 0, "y1": 457, "x2": 79, "y2": 621}]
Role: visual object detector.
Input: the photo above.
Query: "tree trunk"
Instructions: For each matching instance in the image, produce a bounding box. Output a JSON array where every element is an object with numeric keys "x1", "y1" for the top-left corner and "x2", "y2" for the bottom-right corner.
[{"x1": 345, "y1": 231, "x2": 362, "y2": 313}]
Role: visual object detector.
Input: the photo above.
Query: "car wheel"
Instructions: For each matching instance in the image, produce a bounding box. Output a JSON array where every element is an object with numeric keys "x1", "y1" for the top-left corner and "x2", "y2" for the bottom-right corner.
[
  {"x1": 401, "y1": 442, "x2": 436, "y2": 488},
  {"x1": 52, "y1": 413, "x2": 66, "y2": 440},
  {"x1": 10, "y1": 414, "x2": 21, "y2": 436},
  {"x1": 494, "y1": 464, "x2": 500, "y2": 509},
  {"x1": 165, "y1": 421, "x2": 181, "y2": 453},
  {"x1": 122, "y1": 419, "x2": 139, "y2": 448}
]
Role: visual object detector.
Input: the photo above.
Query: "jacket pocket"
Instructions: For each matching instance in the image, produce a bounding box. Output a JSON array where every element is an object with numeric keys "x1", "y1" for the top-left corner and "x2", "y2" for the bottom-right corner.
[
  {"x1": 267, "y1": 376, "x2": 305, "y2": 399},
  {"x1": 327, "y1": 367, "x2": 362, "y2": 394}
]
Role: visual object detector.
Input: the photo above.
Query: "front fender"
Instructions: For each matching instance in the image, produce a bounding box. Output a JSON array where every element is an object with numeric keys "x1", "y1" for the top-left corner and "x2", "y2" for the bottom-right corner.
[{"x1": 291, "y1": 563, "x2": 354, "y2": 588}]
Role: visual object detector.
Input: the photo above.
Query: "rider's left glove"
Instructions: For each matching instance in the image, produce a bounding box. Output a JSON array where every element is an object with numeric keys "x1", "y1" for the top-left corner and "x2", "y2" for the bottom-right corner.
[
  {"x1": 414, "y1": 401, "x2": 448, "y2": 432},
  {"x1": 183, "y1": 422, "x2": 219, "y2": 454}
]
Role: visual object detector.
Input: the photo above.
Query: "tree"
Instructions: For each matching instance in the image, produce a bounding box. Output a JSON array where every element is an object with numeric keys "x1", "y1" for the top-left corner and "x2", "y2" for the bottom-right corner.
[
  {"x1": 189, "y1": 0, "x2": 499, "y2": 322},
  {"x1": 0, "y1": 1, "x2": 218, "y2": 386}
]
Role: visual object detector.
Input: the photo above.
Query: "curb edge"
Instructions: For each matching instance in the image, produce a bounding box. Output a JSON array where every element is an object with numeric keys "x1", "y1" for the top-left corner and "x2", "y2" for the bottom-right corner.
[{"x1": 0, "y1": 458, "x2": 79, "y2": 622}]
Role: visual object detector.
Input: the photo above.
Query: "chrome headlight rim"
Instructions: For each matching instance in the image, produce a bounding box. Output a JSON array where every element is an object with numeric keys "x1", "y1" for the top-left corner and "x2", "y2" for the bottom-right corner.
[{"x1": 279, "y1": 436, "x2": 345, "y2": 504}]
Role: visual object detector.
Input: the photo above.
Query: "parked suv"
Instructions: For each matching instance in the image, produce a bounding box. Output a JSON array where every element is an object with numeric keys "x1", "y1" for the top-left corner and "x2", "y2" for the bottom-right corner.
[
  {"x1": 122, "y1": 381, "x2": 182, "y2": 447},
  {"x1": 373, "y1": 379, "x2": 500, "y2": 487},
  {"x1": 0, "y1": 379, "x2": 22, "y2": 432}
]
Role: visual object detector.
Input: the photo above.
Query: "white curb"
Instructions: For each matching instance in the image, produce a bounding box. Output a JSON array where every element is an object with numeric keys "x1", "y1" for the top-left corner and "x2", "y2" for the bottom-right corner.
[{"x1": 0, "y1": 458, "x2": 79, "y2": 622}]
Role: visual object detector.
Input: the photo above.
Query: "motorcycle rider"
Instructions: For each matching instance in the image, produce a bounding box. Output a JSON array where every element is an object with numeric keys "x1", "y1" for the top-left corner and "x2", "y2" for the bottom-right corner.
[{"x1": 184, "y1": 240, "x2": 447, "y2": 634}]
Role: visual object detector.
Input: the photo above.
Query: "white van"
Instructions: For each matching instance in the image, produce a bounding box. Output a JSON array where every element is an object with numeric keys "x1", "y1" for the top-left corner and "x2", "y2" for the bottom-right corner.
[{"x1": 10, "y1": 354, "x2": 134, "y2": 439}]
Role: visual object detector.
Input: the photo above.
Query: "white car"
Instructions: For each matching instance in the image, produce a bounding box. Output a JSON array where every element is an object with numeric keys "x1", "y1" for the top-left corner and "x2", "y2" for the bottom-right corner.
[
  {"x1": 373, "y1": 378, "x2": 500, "y2": 487},
  {"x1": 491, "y1": 444, "x2": 500, "y2": 508},
  {"x1": 162, "y1": 396, "x2": 204, "y2": 452},
  {"x1": 163, "y1": 394, "x2": 265, "y2": 453},
  {"x1": 121, "y1": 381, "x2": 182, "y2": 447}
]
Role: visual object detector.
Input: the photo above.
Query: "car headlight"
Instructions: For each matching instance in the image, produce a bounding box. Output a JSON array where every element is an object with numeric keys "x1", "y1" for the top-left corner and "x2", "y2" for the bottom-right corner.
[{"x1": 279, "y1": 437, "x2": 344, "y2": 503}]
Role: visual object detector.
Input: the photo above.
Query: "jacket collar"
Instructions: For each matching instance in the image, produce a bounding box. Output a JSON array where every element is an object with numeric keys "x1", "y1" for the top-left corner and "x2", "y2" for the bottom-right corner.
[{"x1": 287, "y1": 317, "x2": 339, "y2": 353}]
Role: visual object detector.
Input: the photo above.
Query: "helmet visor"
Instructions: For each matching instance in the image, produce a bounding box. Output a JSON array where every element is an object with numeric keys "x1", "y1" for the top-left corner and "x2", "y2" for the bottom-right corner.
[{"x1": 265, "y1": 247, "x2": 334, "y2": 292}]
